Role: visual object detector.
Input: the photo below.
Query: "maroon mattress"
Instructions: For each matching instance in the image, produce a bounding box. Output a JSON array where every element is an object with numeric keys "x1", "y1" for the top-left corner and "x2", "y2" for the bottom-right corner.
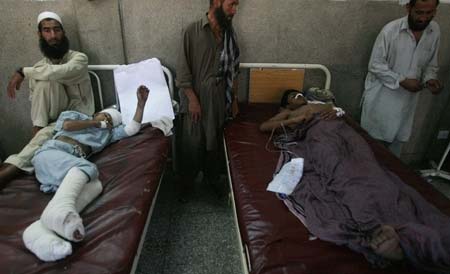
[
  {"x1": 0, "y1": 125, "x2": 169, "y2": 274},
  {"x1": 224, "y1": 104, "x2": 450, "y2": 274}
]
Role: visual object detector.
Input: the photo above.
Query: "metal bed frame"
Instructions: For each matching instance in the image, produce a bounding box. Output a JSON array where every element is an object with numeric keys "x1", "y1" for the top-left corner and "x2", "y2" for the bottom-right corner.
[
  {"x1": 421, "y1": 141, "x2": 450, "y2": 181},
  {"x1": 224, "y1": 63, "x2": 332, "y2": 274}
]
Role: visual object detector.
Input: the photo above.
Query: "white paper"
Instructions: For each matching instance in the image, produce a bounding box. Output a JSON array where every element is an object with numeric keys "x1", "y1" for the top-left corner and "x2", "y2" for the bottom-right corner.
[
  {"x1": 113, "y1": 58, "x2": 174, "y2": 125},
  {"x1": 267, "y1": 158, "x2": 304, "y2": 195}
]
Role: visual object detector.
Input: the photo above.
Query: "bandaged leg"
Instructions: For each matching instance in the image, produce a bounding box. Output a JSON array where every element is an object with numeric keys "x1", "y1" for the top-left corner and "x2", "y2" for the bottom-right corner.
[
  {"x1": 75, "y1": 178, "x2": 103, "y2": 212},
  {"x1": 23, "y1": 179, "x2": 103, "y2": 261},
  {"x1": 41, "y1": 167, "x2": 89, "y2": 242}
]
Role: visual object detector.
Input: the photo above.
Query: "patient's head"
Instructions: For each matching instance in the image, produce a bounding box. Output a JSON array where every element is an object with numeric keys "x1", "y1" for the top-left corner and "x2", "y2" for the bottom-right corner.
[
  {"x1": 280, "y1": 89, "x2": 307, "y2": 110},
  {"x1": 94, "y1": 108, "x2": 122, "y2": 127}
]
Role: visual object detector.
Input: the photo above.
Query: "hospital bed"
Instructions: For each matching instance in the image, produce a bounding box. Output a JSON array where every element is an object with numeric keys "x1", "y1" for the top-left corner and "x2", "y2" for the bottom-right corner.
[
  {"x1": 224, "y1": 63, "x2": 450, "y2": 274},
  {"x1": 0, "y1": 65, "x2": 173, "y2": 274}
]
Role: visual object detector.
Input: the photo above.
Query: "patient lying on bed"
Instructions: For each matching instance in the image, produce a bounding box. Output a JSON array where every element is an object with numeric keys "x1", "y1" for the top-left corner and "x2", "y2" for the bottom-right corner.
[
  {"x1": 23, "y1": 85, "x2": 150, "y2": 262},
  {"x1": 259, "y1": 89, "x2": 344, "y2": 132},
  {"x1": 260, "y1": 89, "x2": 450, "y2": 272}
]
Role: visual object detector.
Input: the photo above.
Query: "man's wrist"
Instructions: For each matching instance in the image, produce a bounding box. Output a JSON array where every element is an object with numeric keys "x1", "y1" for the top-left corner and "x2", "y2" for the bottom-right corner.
[{"x1": 16, "y1": 67, "x2": 24, "y2": 78}]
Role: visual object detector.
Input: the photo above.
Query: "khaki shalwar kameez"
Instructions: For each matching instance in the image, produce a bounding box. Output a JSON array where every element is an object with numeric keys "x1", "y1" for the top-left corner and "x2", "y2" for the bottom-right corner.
[
  {"x1": 176, "y1": 14, "x2": 227, "y2": 179},
  {"x1": 5, "y1": 50, "x2": 94, "y2": 172}
]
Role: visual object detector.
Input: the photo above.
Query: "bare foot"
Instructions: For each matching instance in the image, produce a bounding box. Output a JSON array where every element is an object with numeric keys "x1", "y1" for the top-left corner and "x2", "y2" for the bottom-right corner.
[
  {"x1": 32, "y1": 126, "x2": 43, "y2": 137},
  {"x1": 370, "y1": 225, "x2": 404, "y2": 261},
  {"x1": 0, "y1": 163, "x2": 21, "y2": 186}
]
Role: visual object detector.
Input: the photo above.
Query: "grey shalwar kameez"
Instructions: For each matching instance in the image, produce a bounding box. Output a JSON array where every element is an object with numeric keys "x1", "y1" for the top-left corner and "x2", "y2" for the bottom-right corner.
[{"x1": 176, "y1": 14, "x2": 228, "y2": 178}]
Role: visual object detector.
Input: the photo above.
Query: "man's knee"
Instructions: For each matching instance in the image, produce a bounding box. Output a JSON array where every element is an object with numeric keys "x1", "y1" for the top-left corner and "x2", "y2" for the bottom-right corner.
[
  {"x1": 0, "y1": 163, "x2": 22, "y2": 186},
  {"x1": 33, "y1": 80, "x2": 52, "y2": 91},
  {"x1": 31, "y1": 80, "x2": 68, "y2": 126}
]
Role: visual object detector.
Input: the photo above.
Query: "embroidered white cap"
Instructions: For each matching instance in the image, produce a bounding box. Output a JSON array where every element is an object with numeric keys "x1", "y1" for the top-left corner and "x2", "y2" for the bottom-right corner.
[{"x1": 37, "y1": 11, "x2": 63, "y2": 26}]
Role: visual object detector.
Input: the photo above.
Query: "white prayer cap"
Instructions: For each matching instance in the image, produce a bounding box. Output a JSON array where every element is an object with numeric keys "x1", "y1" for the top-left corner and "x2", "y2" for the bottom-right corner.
[
  {"x1": 398, "y1": 0, "x2": 410, "y2": 5},
  {"x1": 99, "y1": 108, "x2": 122, "y2": 127},
  {"x1": 37, "y1": 11, "x2": 63, "y2": 26}
]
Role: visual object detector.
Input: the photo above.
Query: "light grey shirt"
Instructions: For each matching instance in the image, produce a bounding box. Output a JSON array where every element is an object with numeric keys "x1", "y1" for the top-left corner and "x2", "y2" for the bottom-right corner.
[
  {"x1": 360, "y1": 16, "x2": 440, "y2": 142},
  {"x1": 54, "y1": 111, "x2": 129, "y2": 153}
]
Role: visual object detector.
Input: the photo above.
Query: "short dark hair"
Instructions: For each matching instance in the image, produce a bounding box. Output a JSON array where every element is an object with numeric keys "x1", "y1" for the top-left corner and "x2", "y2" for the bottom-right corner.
[
  {"x1": 409, "y1": 0, "x2": 439, "y2": 7},
  {"x1": 38, "y1": 19, "x2": 64, "y2": 32},
  {"x1": 280, "y1": 89, "x2": 301, "y2": 108}
]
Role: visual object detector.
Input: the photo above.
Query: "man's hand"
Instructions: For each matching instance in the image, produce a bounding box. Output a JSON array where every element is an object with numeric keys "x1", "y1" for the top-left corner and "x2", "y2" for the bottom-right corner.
[
  {"x1": 188, "y1": 96, "x2": 201, "y2": 123},
  {"x1": 426, "y1": 79, "x2": 443, "y2": 95},
  {"x1": 400, "y1": 79, "x2": 423, "y2": 93},
  {"x1": 319, "y1": 109, "x2": 338, "y2": 120},
  {"x1": 137, "y1": 85, "x2": 150, "y2": 107},
  {"x1": 7, "y1": 72, "x2": 24, "y2": 99}
]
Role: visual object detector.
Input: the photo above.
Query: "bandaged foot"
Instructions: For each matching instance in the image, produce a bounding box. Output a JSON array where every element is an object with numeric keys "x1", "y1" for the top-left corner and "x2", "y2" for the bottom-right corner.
[
  {"x1": 41, "y1": 167, "x2": 88, "y2": 242},
  {"x1": 23, "y1": 220, "x2": 72, "y2": 262},
  {"x1": 23, "y1": 178, "x2": 103, "y2": 261},
  {"x1": 370, "y1": 225, "x2": 404, "y2": 261}
]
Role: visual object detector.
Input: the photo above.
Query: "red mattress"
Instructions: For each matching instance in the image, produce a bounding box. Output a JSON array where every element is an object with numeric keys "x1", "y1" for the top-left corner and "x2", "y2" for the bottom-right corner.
[
  {"x1": 224, "y1": 104, "x2": 450, "y2": 274},
  {"x1": 0, "y1": 125, "x2": 169, "y2": 274}
]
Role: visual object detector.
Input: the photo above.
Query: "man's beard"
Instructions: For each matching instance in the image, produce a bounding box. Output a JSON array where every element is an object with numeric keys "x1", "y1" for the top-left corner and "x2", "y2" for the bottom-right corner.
[
  {"x1": 39, "y1": 35, "x2": 70, "y2": 60},
  {"x1": 214, "y1": 5, "x2": 232, "y2": 32},
  {"x1": 408, "y1": 14, "x2": 432, "y2": 31}
]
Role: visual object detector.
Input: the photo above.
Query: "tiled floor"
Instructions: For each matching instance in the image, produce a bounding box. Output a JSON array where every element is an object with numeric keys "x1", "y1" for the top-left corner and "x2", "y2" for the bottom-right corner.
[
  {"x1": 429, "y1": 177, "x2": 450, "y2": 199},
  {"x1": 416, "y1": 162, "x2": 450, "y2": 198},
  {"x1": 135, "y1": 168, "x2": 243, "y2": 274}
]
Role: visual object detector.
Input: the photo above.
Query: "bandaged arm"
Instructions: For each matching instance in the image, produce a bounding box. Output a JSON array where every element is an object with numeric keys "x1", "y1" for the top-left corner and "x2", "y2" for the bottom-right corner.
[{"x1": 124, "y1": 85, "x2": 149, "y2": 136}]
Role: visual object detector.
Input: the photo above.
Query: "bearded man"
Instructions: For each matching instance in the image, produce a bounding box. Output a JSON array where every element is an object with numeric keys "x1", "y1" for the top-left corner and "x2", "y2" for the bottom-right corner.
[
  {"x1": 176, "y1": 0, "x2": 240, "y2": 199},
  {"x1": 360, "y1": 0, "x2": 442, "y2": 157},
  {"x1": 1, "y1": 11, "x2": 94, "y2": 186}
]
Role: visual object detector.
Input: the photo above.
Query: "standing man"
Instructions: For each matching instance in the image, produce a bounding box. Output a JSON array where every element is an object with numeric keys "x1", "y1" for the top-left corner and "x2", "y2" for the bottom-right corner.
[
  {"x1": 176, "y1": 0, "x2": 240, "y2": 197},
  {"x1": 360, "y1": 0, "x2": 442, "y2": 157},
  {"x1": 0, "y1": 11, "x2": 94, "y2": 186}
]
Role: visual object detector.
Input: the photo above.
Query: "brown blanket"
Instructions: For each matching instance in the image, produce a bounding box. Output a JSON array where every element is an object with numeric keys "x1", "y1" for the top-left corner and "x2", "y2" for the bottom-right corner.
[{"x1": 274, "y1": 117, "x2": 450, "y2": 272}]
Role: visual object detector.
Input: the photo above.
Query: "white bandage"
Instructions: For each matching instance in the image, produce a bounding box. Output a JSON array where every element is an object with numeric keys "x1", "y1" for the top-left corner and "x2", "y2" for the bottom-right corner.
[
  {"x1": 100, "y1": 121, "x2": 107, "y2": 129},
  {"x1": 23, "y1": 179, "x2": 103, "y2": 262},
  {"x1": 124, "y1": 120, "x2": 141, "y2": 136},
  {"x1": 23, "y1": 221, "x2": 72, "y2": 262},
  {"x1": 333, "y1": 107, "x2": 345, "y2": 117},
  {"x1": 41, "y1": 167, "x2": 88, "y2": 242},
  {"x1": 75, "y1": 178, "x2": 103, "y2": 212},
  {"x1": 151, "y1": 116, "x2": 174, "y2": 136}
]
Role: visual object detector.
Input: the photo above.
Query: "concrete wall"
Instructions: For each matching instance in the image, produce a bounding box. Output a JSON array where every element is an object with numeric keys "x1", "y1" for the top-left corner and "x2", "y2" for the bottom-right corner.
[{"x1": 0, "y1": 0, "x2": 449, "y2": 164}]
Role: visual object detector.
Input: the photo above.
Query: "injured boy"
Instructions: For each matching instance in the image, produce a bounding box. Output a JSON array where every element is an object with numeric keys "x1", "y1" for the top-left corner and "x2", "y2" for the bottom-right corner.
[
  {"x1": 261, "y1": 89, "x2": 450, "y2": 272},
  {"x1": 22, "y1": 85, "x2": 150, "y2": 262},
  {"x1": 259, "y1": 89, "x2": 344, "y2": 132}
]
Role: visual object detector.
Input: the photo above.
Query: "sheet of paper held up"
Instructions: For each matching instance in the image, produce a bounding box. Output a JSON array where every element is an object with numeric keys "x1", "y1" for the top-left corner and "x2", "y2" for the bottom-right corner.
[{"x1": 113, "y1": 58, "x2": 174, "y2": 125}]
